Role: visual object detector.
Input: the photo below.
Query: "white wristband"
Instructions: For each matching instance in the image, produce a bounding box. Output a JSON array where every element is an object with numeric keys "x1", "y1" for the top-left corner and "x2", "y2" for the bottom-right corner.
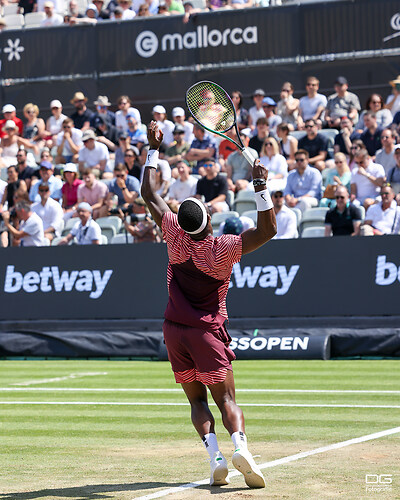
[
  {"x1": 255, "y1": 189, "x2": 273, "y2": 211},
  {"x1": 145, "y1": 149, "x2": 159, "y2": 169}
]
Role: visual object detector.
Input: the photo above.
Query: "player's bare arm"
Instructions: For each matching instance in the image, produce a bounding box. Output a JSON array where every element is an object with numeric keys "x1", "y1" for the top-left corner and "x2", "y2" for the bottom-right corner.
[
  {"x1": 241, "y1": 159, "x2": 277, "y2": 255},
  {"x1": 141, "y1": 121, "x2": 171, "y2": 228}
]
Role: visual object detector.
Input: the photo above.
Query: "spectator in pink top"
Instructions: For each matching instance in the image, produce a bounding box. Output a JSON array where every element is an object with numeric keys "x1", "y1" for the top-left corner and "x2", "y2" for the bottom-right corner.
[
  {"x1": 61, "y1": 163, "x2": 84, "y2": 219},
  {"x1": 77, "y1": 167, "x2": 109, "y2": 219}
]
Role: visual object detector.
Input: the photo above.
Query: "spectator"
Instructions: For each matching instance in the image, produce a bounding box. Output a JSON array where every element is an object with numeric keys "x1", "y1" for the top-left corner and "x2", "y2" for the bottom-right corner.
[
  {"x1": 0, "y1": 165, "x2": 28, "y2": 215},
  {"x1": 166, "y1": 160, "x2": 197, "y2": 212},
  {"x1": 122, "y1": 212, "x2": 161, "y2": 242},
  {"x1": 29, "y1": 161, "x2": 63, "y2": 203},
  {"x1": 19, "y1": 0, "x2": 36, "y2": 14},
  {"x1": 259, "y1": 136, "x2": 288, "y2": 193},
  {"x1": 360, "y1": 111, "x2": 382, "y2": 156},
  {"x1": 126, "y1": 114, "x2": 147, "y2": 147},
  {"x1": 218, "y1": 215, "x2": 254, "y2": 236},
  {"x1": 276, "y1": 82, "x2": 300, "y2": 130},
  {"x1": 386, "y1": 75, "x2": 400, "y2": 117},
  {"x1": 92, "y1": 0, "x2": 110, "y2": 18},
  {"x1": 261, "y1": 97, "x2": 282, "y2": 136},
  {"x1": 114, "y1": 131, "x2": 132, "y2": 165},
  {"x1": 185, "y1": 123, "x2": 217, "y2": 175},
  {"x1": 61, "y1": 163, "x2": 84, "y2": 217},
  {"x1": 154, "y1": 159, "x2": 172, "y2": 199},
  {"x1": 46, "y1": 100, "x2": 67, "y2": 148},
  {"x1": 78, "y1": 129, "x2": 110, "y2": 178},
  {"x1": 325, "y1": 76, "x2": 361, "y2": 128},
  {"x1": 137, "y1": 3, "x2": 150, "y2": 15},
  {"x1": 226, "y1": 129, "x2": 257, "y2": 192},
  {"x1": 165, "y1": 124, "x2": 191, "y2": 168},
  {"x1": 195, "y1": 158, "x2": 229, "y2": 213},
  {"x1": 284, "y1": 149, "x2": 322, "y2": 212},
  {"x1": 320, "y1": 152, "x2": 352, "y2": 207},
  {"x1": 361, "y1": 185, "x2": 400, "y2": 236},
  {"x1": 115, "y1": 95, "x2": 141, "y2": 132},
  {"x1": 123, "y1": 146, "x2": 141, "y2": 181},
  {"x1": 164, "y1": 0, "x2": 184, "y2": 12},
  {"x1": 171, "y1": 106, "x2": 194, "y2": 144},
  {"x1": 66, "y1": 0, "x2": 84, "y2": 20},
  {"x1": 108, "y1": 163, "x2": 141, "y2": 209},
  {"x1": 324, "y1": 186, "x2": 362, "y2": 237},
  {"x1": 115, "y1": 0, "x2": 136, "y2": 18},
  {"x1": 93, "y1": 116, "x2": 120, "y2": 151},
  {"x1": 248, "y1": 117, "x2": 269, "y2": 155},
  {"x1": 0, "y1": 121, "x2": 38, "y2": 168},
  {"x1": 32, "y1": 182, "x2": 64, "y2": 242},
  {"x1": 348, "y1": 139, "x2": 367, "y2": 171},
  {"x1": 113, "y1": 6, "x2": 124, "y2": 18},
  {"x1": 56, "y1": 118, "x2": 83, "y2": 164},
  {"x1": 2, "y1": 200, "x2": 46, "y2": 247},
  {"x1": 375, "y1": 129, "x2": 397, "y2": 176},
  {"x1": 248, "y1": 88, "x2": 265, "y2": 131},
  {"x1": 41, "y1": 1, "x2": 63, "y2": 26},
  {"x1": 355, "y1": 94, "x2": 393, "y2": 133},
  {"x1": 277, "y1": 122, "x2": 298, "y2": 171},
  {"x1": 70, "y1": 92, "x2": 94, "y2": 131},
  {"x1": 271, "y1": 189, "x2": 298, "y2": 239},
  {"x1": 386, "y1": 146, "x2": 400, "y2": 196},
  {"x1": 90, "y1": 95, "x2": 115, "y2": 128},
  {"x1": 58, "y1": 202, "x2": 102, "y2": 245},
  {"x1": 334, "y1": 116, "x2": 360, "y2": 156},
  {"x1": 350, "y1": 149, "x2": 386, "y2": 209},
  {"x1": 231, "y1": 90, "x2": 249, "y2": 131},
  {"x1": 0, "y1": 104, "x2": 23, "y2": 138},
  {"x1": 218, "y1": 128, "x2": 237, "y2": 164},
  {"x1": 37, "y1": 0, "x2": 63, "y2": 12},
  {"x1": 152, "y1": 105, "x2": 174, "y2": 146},
  {"x1": 298, "y1": 76, "x2": 327, "y2": 128},
  {"x1": 16, "y1": 148, "x2": 38, "y2": 191},
  {"x1": 22, "y1": 103, "x2": 46, "y2": 150},
  {"x1": 298, "y1": 118, "x2": 329, "y2": 171},
  {"x1": 77, "y1": 168, "x2": 109, "y2": 219}
]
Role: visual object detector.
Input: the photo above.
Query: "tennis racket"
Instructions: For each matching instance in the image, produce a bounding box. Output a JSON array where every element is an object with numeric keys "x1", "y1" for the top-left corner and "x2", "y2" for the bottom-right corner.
[{"x1": 185, "y1": 80, "x2": 257, "y2": 166}]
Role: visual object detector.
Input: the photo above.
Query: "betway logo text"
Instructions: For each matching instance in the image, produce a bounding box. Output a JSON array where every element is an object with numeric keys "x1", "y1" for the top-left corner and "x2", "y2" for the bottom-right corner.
[
  {"x1": 230, "y1": 336, "x2": 309, "y2": 352},
  {"x1": 135, "y1": 25, "x2": 258, "y2": 58},
  {"x1": 229, "y1": 263, "x2": 299, "y2": 295},
  {"x1": 4, "y1": 265, "x2": 113, "y2": 299},
  {"x1": 375, "y1": 255, "x2": 400, "y2": 286}
]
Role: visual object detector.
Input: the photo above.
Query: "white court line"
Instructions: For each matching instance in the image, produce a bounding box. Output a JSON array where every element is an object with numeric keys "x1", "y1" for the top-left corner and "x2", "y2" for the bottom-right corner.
[
  {"x1": 10, "y1": 372, "x2": 108, "y2": 386},
  {"x1": 2, "y1": 388, "x2": 400, "y2": 394},
  {"x1": 1, "y1": 402, "x2": 400, "y2": 408},
  {"x1": 135, "y1": 426, "x2": 400, "y2": 500}
]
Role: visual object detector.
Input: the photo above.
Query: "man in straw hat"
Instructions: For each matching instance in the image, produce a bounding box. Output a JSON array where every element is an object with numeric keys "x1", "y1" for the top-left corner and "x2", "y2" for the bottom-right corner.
[
  {"x1": 141, "y1": 121, "x2": 276, "y2": 489},
  {"x1": 70, "y1": 91, "x2": 94, "y2": 131},
  {"x1": 386, "y1": 75, "x2": 400, "y2": 117},
  {"x1": 90, "y1": 95, "x2": 115, "y2": 128}
]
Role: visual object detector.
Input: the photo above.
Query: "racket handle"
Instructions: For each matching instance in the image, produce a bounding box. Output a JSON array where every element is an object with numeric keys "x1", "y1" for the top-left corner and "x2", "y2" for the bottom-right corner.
[{"x1": 241, "y1": 147, "x2": 258, "y2": 166}]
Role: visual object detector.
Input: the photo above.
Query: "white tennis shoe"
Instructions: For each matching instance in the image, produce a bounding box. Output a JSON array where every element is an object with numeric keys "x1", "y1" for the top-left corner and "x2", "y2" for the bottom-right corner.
[
  {"x1": 209, "y1": 451, "x2": 229, "y2": 486},
  {"x1": 232, "y1": 448, "x2": 266, "y2": 488}
]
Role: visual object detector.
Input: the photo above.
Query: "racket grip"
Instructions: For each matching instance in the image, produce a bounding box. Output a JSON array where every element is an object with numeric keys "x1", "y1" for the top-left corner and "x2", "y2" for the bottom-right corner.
[{"x1": 241, "y1": 147, "x2": 258, "y2": 166}]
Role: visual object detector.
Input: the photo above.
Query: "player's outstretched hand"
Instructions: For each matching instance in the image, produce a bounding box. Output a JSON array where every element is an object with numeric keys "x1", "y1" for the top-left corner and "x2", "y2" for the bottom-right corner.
[
  {"x1": 147, "y1": 120, "x2": 164, "y2": 150},
  {"x1": 252, "y1": 158, "x2": 268, "y2": 181}
]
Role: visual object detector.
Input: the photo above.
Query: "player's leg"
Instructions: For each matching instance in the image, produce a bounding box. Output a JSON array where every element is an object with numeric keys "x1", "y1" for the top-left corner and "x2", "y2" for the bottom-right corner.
[{"x1": 181, "y1": 380, "x2": 229, "y2": 486}]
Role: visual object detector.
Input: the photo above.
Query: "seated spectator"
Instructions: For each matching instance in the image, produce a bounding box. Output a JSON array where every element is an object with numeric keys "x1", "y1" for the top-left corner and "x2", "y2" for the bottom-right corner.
[
  {"x1": 0, "y1": 120, "x2": 38, "y2": 168},
  {"x1": 261, "y1": 97, "x2": 282, "y2": 136},
  {"x1": 108, "y1": 163, "x2": 141, "y2": 210},
  {"x1": 298, "y1": 119, "x2": 329, "y2": 171},
  {"x1": 360, "y1": 111, "x2": 382, "y2": 156},
  {"x1": 165, "y1": 124, "x2": 191, "y2": 168},
  {"x1": 226, "y1": 129, "x2": 257, "y2": 192},
  {"x1": 154, "y1": 157, "x2": 172, "y2": 199},
  {"x1": 29, "y1": 161, "x2": 63, "y2": 203},
  {"x1": 271, "y1": 189, "x2": 298, "y2": 239},
  {"x1": 375, "y1": 129, "x2": 397, "y2": 176},
  {"x1": 56, "y1": 118, "x2": 83, "y2": 164},
  {"x1": 41, "y1": 1, "x2": 63, "y2": 26},
  {"x1": 66, "y1": 0, "x2": 84, "y2": 20},
  {"x1": 324, "y1": 186, "x2": 362, "y2": 236},
  {"x1": 114, "y1": 132, "x2": 132, "y2": 165},
  {"x1": 355, "y1": 94, "x2": 393, "y2": 133},
  {"x1": 2, "y1": 200, "x2": 46, "y2": 247},
  {"x1": 32, "y1": 182, "x2": 64, "y2": 242},
  {"x1": 16, "y1": 148, "x2": 38, "y2": 191},
  {"x1": 115, "y1": 95, "x2": 141, "y2": 132},
  {"x1": 350, "y1": 149, "x2": 386, "y2": 209},
  {"x1": 0, "y1": 104, "x2": 23, "y2": 138},
  {"x1": 137, "y1": 3, "x2": 151, "y2": 15},
  {"x1": 152, "y1": 105, "x2": 174, "y2": 146},
  {"x1": 277, "y1": 122, "x2": 297, "y2": 170},
  {"x1": 185, "y1": 124, "x2": 217, "y2": 175},
  {"x1": 284, "y1": 149, "x2": 322, "y2": 212},
  {"x1": 123, "y1": 146, "x2": 141, "y2": 181},
  {"x1": 386, "y1": 75, "x2": 400, "y2": 117},
  {"x1": 22, "y1": 103, "x2": 46, "y2": 151},
  {"x1": 126, "y1": 115, "x2": 147, "y2": 147},
  {"x1": 171, "y1": 106, "x2": 193, "y2": 144},
  {"x1": 121, "y1": 211, "x2": 161, "y2": 242},
  {"x1": 166, "y1": 160, "x2": 198, "y2": 212},
  {"x1": 61, "y1": 163, "x2": 84, "y2": 218},
  {"x1": 276, "y1": 82, "x2": 300, "y2": 131},
  {"x1": 0, "y1": 165, "x2": 27, "y2": 213},
  {"x1": 361, "y1": 185, "x2": 400, "y2": 236},
  {"x1": 93, "y1": 116, "x2": 119, "y2": 151},
  {"x1": 46, "y1": 100, "x2": 67, "y2": 148},
  {"x1": 165, "y1": 0, "x2": 184, "y2": 13},
  {"x1": 249, "y1": 117, "x2": 270, "y2": 155},
  {"x1": 259, "y1": 136, "x2": 288, "y2": 193},
  {"x1": 90, "y1": 95, "x2": 115, "y2": 128},
  {"x1": 218, "y1": 128, "x2": 238, "y2": 164},
  {"x1": 334, "y1": 116, "x2": 360, "y2": 156},
  {"x1": 218, "y1": 215, "x2": 254, "y2": 236},
  {"x1": 248, "y1": 88, "x2": 266, "y2": 131},
  {"x1": 58, "y1": 202, "x2": 102, "y2": 245},
  {"x1": 70, "y1": 92, "x2": 94, "y2": 131},
  {"x1": 195, "y1": 158, "x2": 229, "y2": 213},
  {"x1": 320, "y1": 152, "x2": 352, "y2": 207},
  {"x1": 114, "y1": 0, "x2": 136, "y2": 18},
  {"x1": 231, "y1": 90, "x2": 249, "y2": 131},
  {"x1": 78, "y1": 129, "x2": 111, "y2": 178},
  {"x1": 92, "y1": 0, "x2": 110, "y2": 18},
  {"x1": 298, "y1": 76, "x2": 327, "y2": 128},
  {"x1": 77, "y1": 168, "x2": 109, "y2": 219},
  {"x1": 386, "y1": 146, "x2": 400, "y2": 198},
  {"x1": 348, "y1": 139, "x2": 367, "y2": 171},
  {"x1": 325, "y1": 76, "x2": 361, "y2": 128}
]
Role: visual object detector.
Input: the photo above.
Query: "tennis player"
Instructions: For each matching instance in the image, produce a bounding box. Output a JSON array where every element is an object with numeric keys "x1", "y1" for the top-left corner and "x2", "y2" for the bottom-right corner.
[{"x1": 141, "y1": 121, "x2": 276, "y2": 489}]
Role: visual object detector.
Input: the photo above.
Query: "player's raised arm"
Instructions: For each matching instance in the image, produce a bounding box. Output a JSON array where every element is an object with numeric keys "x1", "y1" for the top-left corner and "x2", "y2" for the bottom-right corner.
[
  {"x1": 141, "y1": 121, "x2": 171, "y2": 228},
  {"x1": 241, "y1": 159, "x2": 277, "y2": 255}
]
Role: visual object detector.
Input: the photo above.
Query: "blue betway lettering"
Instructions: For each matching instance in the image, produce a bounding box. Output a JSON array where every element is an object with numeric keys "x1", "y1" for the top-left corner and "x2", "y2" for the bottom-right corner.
[
  {"x1": 230, "y1": 263, "x2": 299, "y2": 295},
  {"x1": 3, "y1": 265, "x2": 113, "y2": 299}
]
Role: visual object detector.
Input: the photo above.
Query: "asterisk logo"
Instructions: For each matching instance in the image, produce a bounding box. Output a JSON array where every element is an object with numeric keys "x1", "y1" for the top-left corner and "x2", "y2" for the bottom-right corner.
[{"x1": 4, "y1": 38, "x2": 24, "y2": 62}]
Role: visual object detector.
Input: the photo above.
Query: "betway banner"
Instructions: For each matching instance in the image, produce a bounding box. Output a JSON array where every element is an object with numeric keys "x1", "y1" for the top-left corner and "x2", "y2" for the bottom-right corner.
[{"x1": 0, "y1": 236, "x2": 400, "y2": 321}]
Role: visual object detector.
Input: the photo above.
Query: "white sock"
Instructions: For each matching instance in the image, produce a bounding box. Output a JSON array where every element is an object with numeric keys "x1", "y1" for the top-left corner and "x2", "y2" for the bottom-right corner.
[
  {"x1": 231, "y1": 431, "x2": 248, "y2": 452},
  {"x1": 202, "y1": 433, "x2": 220, "y2": 458}
]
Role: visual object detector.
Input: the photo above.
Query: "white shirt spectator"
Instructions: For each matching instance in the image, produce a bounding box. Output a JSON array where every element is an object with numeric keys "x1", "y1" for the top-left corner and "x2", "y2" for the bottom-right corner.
[
  {"x1": 32, "y1": 197, "x2": 64, "y2": 237},
  {"x1": 299, "y1": 93, "x2": 328, "y2": 121},
  {"x1": 78, "y1": 141, "x2": 109, "y2": 167},
  {"x1": 259, "y1": 153, "x2": 288, "y2": 192},
  {"x1": 248, "y1": 106, "x2": 265, "y2": 129},
  {"x1": 365, "y1": 200, "x2": 400, "y2": 234},
  {"x1": 351, "y1": 161, "x2": 386, "y2": 203},
  {"x1": 115, "y1": 108, "x2": 142, "y2": 132},
  {"x1": 157, "y1": 119, "x2": 175, "y2": 146},
  {"x1": 182, "y1": 121, "x2": 194, "y2": 145},
  {"x1": 37, "y1": 0, "x2": 63, "y2": 11},
  {"x1": 41, "y1": 12, "x2": 63, "y2": 26},
  {"x1": 375, "y1": 148, "x2": 396, "y2": 176},
  {"x1": 20, "y1": 212, "x2": 46, "y2": 247},
  {"x1": 48, "y1": 113, "x2": 67, "y2": 136},
  {"x1": 167, "y1": 175, "x2": 198, "y2": 202},
  {"x1": 386, "y1": 94, "x2": 400, "y2": 117},
  {"x1": 70, "y1": 218, "x2": 102, "y2": 245},
  {"x1": 56, "y1": 127, "x2": 83, "y2": 157},
  {"x1": 274, "y1": 205, "x2": 298, "y2": 239}
]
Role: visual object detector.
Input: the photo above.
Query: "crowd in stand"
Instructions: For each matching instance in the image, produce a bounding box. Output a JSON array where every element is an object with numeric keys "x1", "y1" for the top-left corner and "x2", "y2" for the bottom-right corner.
[{"x1": 1, "y1": 73, "x2": 400, "y2": 247}]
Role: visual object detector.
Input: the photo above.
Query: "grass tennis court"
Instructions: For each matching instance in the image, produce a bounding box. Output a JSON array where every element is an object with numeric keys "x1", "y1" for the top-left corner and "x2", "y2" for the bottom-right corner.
[{"x1": 1, "y1": 359, "x2": 399, "y2": 499}]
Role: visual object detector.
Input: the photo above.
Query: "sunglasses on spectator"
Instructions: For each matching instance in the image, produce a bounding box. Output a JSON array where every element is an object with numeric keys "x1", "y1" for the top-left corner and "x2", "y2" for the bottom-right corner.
[
  {"x1": 115, "y1": 174, "x2": 125, "y2": 177},
  {"x1": 335, "y1": 195, "x2": 345, "y2": 199},
  {"x1": 350, "y1": 146, "x2": 359, "y2": 149},
  {"x1": 335, "y1": 161, "x2": 344, "y2": 164},
  {"x1": 281, "y1": 88, "x2": 290, "y2": 92},
  {"x1": 307, "y1": 83, "x2": 318, "y2": 87},
  {"x1": 381, "y1": 136, "x2": 391, "y2": 140},
  {"x1": 273, "y1": 193, "x2": 283, "y2": 198},
  {"x1": 124, "y1": 153, "x2": 134, "y2": 157},
  {"x1": 355, "y1": 161, "x2": 366, "y2": 166},
  {"x1": 381, "y1": 191, "x2": 391, "y2": 195},
  {"x1": 203, "y1": 163, "x2": 214, "y2": 168},
  {"x1": 295, "y1": 158, "x2": 306, "y2": 162},
  {"x1": 119, "y1": 101, "x2": 129, "y2": 105},
  {"x1": 265, "y1": 142, "x2": 273, "y2": 146},
  {"x1": 26, "y1": 110, "x2": 35, "y2": 114},
  {"x1": 305, "y1": 124, "x2": 315, "y2": 128},
  {"x1": 370, "y1": 101, "x2": 381, "y2": 104},
  {"x1": 63, "y1": 126, "x2": 71, "y2": 129},
  {"x1": 39, "y1": 188, "x2": 49, "y2": 192}
]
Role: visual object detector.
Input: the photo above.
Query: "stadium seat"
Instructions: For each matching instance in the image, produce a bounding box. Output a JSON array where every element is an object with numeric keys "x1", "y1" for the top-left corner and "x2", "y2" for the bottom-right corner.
[
  {"x1": 211, "y1": 211, "x2": 239, "y2": 231},
  {"x1": 301, "y1": 226, "x2": 325, "y2": 238},
  {"x1": 358, "y1": 205, "x2": 365, "y2": 221},
  {"x1": 111, "y1": 233, "x2": 133, "y2": 244},
  {"x1": 300, "y1": 207, "x2": 329, "y2": 232},
  {"x1": 241, "y1": 210, "x2": 257, "y2": 224},
  {"x1": 99, "y1": 225, "x2": 116, "y2": 243},
  {"x1": 100, "y1": 234, "x2": 108, "y2": 245},
  {"x1": 289, "y1": 207, "x2": 302, "y2": 228},
  {"x1": 233, "y1": 190, "x2": 256, "y2": 215},
  {"x1": 24, "y1": 12, "x2": 46, "y2": 28},
  {"x1": 4, "y1": 13, "x2": 24, "y2": 29},
  {"x1": 3, "y1": 4, "x2": 19, "y2": 15},
  {"x1": 290, "y1": 131, "x2": 306, "y2": 141},
  {"x1": 226, "y1": 190, "x2": 234, "y2": 209},
  {"x1": 96, "y1": 216, "x2": 122, "y2": 235},
  {"x1": 319, "y1": 128, "x2": 339, "y2": 148},
  {"x1": 61, "y1": 217, "x2": 78, "y2": 236}
]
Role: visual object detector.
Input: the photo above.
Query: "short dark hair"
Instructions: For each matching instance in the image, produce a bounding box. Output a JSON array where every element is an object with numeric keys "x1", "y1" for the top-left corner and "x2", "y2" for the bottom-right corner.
[
  {"x1": 114, "y1": 163, "x2": 127, "y2": 173},
  {"x1": 256, "y1": 117, "x2": 268, "y2": 127},
  {"x1": 295, "y1": 149, "x2": 309, "y2": 159}
]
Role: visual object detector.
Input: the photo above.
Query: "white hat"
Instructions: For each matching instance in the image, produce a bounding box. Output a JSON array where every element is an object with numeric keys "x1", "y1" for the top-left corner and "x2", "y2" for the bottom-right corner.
[
  {"x1": 50, "y1": 99, "x2": 62, "y2": 108},
  {"x1": 2, "y1": 119, "x2": 17, "y2": 131},
  {"x1": 63, "y1": 163, "x2": 77, "y2": 174},
  {"x1": 172, "y1": 106, "x2": 185, "y2": 118},
  {"x1": 152, "y1": 105, "x2": 166, "y2": 114},
  {"x1": 2, "y1": 104, "x2": 16, "y2": 113},
  {"x1": 78, "y1": 202, "x2": 93, "y2": 212},
  {"x1": 86, "y1": 3, "x2": 97, "y2": 11},
  {"x1": 240, "y1": 127, "x2": 251, "y2": 138},
  {"x1": 82, "y1": 129, "x2": 96, "y2": 142}
]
